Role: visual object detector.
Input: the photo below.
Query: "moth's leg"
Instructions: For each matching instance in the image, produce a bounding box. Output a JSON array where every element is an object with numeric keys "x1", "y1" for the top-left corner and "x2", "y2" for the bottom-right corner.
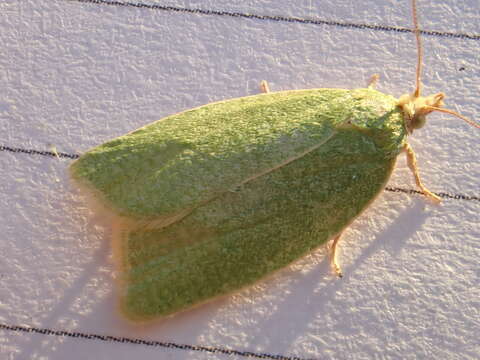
[
  {"x1": 367, "y1": 74, "x2": 380, "y2": 89},
  {"x1": 330, "y1": 232, "x2": 344, "y2": 278},
  {"x1": 260, "y1": 80, "x2": 270, "y2": 93},
  {"x1": 404, "y1": 142, "x2": 441, "y2": 203}
]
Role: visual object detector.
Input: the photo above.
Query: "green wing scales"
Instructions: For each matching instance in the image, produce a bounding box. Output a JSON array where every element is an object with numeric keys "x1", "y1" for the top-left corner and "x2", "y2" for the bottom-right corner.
[
  {"x1": 69, "y1": 88, "x2": 406, "y2": 320},
  {"x1": 70, "y1": 88, "x2": 404, "y2": 219},
  {"x1": 119, "y1": 124, "x2": 399, "y2": 320}
]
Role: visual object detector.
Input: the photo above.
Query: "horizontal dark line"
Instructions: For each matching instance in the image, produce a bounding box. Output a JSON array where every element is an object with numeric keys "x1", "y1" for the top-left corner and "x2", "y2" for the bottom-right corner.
[
  {"x1": 0, "y1": 145, "x2": 80, "y2": 159},
  {"x1": 0, "y1": 323, "x2": 311, "y2": 360},
  {"x1": 68, "y1": 0, "x2": 480, "y2": 40},
  {"x1": 384, "y1": 187, "x2": 479, "y2": 202},
  {"x1": 1, "y1": 144, "x2": 479, "y2": 202}
]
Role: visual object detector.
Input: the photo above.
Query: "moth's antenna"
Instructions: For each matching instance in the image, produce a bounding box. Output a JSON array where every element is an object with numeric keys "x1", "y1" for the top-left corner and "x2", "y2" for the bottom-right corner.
[
  {"x1": 412, "y1": 0, "x2": 422, "y2": 98},
  {"x1": 426, "y1": 106, "x2": 480, "y2": 129},
  {"x1": 399, "y1": 0, "x2": 480, "y2": 130}
]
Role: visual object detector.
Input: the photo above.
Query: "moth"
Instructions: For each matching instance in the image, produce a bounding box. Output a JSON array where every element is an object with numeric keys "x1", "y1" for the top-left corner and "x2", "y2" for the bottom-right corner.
[{"x1": 70, "y1": 0, "x2": 478, "y2": 321}]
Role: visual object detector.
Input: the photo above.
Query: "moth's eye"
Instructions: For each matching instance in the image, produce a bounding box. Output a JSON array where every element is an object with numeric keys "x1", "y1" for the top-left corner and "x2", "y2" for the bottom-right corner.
[{"x1": 412, "y1": 114, "x2": 426, "y2": 129}]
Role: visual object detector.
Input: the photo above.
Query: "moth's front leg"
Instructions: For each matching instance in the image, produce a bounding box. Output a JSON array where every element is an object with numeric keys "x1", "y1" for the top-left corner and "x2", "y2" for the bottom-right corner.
[{"x1": 404, "y1": 142, "x2": 442, "y2": 203}]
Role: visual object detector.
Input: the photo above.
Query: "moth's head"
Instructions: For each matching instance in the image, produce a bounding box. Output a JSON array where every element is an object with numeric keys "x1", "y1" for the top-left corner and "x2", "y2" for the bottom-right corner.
[
  {"x1": 398, "y1": 92, "x2": 445, "y2": 133},
  {"x1": 398, "y1": 91, "x2": 478, "y2": 133}
]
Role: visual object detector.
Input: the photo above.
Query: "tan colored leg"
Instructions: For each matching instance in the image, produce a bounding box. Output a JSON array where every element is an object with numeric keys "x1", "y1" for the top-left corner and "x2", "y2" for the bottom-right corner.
[
  {"x1": 367, "y1": 74, "x2": 380, "y2": 89},
  {"x1": 260, "y1": 80, "x2": 270, "y2": 93},
  {"x1": 330, "y1": 232, "x2": 344, "y2": 278},
  {"x1": 404, "y1": 143, "x2": 441, "y2": 203}
]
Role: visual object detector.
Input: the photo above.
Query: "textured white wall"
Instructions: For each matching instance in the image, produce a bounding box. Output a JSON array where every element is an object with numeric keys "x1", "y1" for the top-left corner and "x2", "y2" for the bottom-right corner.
[{"x1": 1, "y1": 0, "x2": 479, "y2": 359}]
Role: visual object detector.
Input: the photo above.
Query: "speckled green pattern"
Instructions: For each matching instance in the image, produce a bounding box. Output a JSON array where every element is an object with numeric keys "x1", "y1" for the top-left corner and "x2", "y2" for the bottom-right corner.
[
  {"x1": 70, "y1": 88, "x2": 407, "y2": 320},
  {"x1": 70, "y1": 88, "x2": 405, "y2": 219},
  {"x1": 121, "y1": 126, "x2": 399, "y2": 320}
]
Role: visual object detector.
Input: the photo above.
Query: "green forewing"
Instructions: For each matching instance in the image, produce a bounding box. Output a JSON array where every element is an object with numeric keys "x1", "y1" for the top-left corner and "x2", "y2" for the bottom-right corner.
[
  {"x1": 70, "y1": 89, "x2": 405, "y2": 219},
  {"x1": 70, "y1": 88, "x2": 407, "y2": 320}
]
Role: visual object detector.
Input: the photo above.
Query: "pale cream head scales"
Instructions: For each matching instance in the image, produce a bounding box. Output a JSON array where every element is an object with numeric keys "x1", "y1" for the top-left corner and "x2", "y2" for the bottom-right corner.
[{"x1": 398, "y1": 92, "x2": 445, "y2": 133}]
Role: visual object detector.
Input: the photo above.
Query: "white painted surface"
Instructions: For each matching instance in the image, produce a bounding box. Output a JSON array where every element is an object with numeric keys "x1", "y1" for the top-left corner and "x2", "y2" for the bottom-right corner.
[{"x1": 1, "y1": 1, "x2": 478, "y2": 359}]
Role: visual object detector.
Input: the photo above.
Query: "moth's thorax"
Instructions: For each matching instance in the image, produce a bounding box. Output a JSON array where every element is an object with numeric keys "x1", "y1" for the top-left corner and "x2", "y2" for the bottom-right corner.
[
  {"x1": 398, "y1": 92, "x2": 445, "y2": 133},
  {"x1": 338, "y1": 89, "x2": 407, "y2": 157}
]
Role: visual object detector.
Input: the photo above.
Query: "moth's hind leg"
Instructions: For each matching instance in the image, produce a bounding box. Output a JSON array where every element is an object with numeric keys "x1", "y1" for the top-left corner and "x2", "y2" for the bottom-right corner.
[
  {"x1": 367, "y1": 74, "x2": 380, "y2": 89},
  {"x1": 404, "y1": 143, "x2": 441, "y2": 203},
  {"x1": 330, "y1": 231, "x2": 344, "y2": 278},
  {"x1": 260, "y1": 80, "x2": 270, "y2": 93}
]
